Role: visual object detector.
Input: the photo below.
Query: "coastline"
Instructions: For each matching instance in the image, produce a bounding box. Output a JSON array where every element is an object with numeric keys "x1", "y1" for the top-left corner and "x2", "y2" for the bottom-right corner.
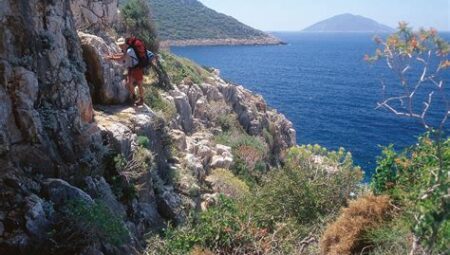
[{"x1": 160, "y1": 36, "x2": 285, "y2": 47}]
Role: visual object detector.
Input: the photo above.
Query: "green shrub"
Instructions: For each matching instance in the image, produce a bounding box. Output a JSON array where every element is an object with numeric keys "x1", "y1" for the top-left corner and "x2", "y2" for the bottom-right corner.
[
  {"x1": 370, "y1": 135, "x2": 450, "y2": 254},
  {"x1": 216, "y1": 114, "x2": 237, "y2": 132},
  {"x1": 63, "y1": 199, "x2": 129, "y2": 246},
  {"x1": 160, "y1": 52, "x2": 210, "y2": 85},
  {"x1": 112, "y1": 146, "x2": 153, "y2": 201},
  {"x1": 253, "y1": 145, "x2": 363, "y2": 231},
  {"x1": 363, "y1": 218, "x2": 412, "y2": 255},
  {"x1": 206, "y1": 169, "x2": 250, "y2": 198},
  {"x1": 144, "y1": 86, "x2": 177, "y2": 120},
  {"x1": 146, "y1": 196, "x2": 279, "y2": 255},
  {"x1": 214, "y1": 130, "x2": 268, "y2": 186},
  {"x1": 137, "y1": 135, "x2": 151, "y2": 148}
]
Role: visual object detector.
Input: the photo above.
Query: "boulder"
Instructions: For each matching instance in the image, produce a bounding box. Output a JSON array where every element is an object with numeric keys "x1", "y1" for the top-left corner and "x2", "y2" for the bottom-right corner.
[
  {"x1": 24, "y1": 195, "x2": 52, "y2": 239},
  {"x1": 42, "y1": 179, "x2": 94, "y2": 206},
  {"x1": 193, "y1": 98, "x2": 208, "y2": 120},
  {"x1": 170, "y1": 129, "x2": 187, "y2": 151},
  {"x1": 209, "y1": 155, "x2": 233, "y2": 170},
  {"x1": 85, "y1": 177, "x2": 126, "y2": 217},
  {"x1": 156, "y1": 186, "x2": 186, "y2": 225},
  {"x1": 78, "y1": 32, "x2": 129, "y2": 105},
  {"x1": 205, "y1": 85, "x2": 224, "y2": 102},
  {"x1": 98, "y1": 121, "x2": 135, "y2": 158},
  {"x1": 171, "y1": 91, "x2": 194, "y2": 134}
]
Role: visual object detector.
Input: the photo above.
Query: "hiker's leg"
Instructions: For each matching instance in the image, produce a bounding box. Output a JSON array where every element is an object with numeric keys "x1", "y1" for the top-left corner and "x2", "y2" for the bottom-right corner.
[
  {"x1": 133, "y1": 68, "x2": 145, "y2": 106},
  {"x1": 135, "y1": 80, "x2": 144, "y2": 106},
  {"x1": 127, "y1": 75, "x2": 136, "y2": 97},
  {"x1": 137, "y1": 81, "x2": 144, "y2": 100}
]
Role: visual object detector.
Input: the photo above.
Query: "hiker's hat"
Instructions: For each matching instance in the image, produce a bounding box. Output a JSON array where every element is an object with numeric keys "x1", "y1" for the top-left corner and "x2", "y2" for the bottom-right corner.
[{"x1": 116, "y1": 37, "x2": 126, "y2": 46}]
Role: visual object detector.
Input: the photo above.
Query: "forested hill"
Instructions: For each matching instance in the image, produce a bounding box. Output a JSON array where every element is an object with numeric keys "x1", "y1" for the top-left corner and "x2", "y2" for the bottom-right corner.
[
  {"x1": 147, "y1": 0, "x2": 268, "y2": 40},
  {"x1": 118, "y1": 0, "x2": 281, "y2": 45}
]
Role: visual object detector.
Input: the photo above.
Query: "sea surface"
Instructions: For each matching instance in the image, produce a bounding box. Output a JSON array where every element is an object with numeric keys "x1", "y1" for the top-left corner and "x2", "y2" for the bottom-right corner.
[{"x1": 172, "y1": 32, "x2": 450, "y2": 179}]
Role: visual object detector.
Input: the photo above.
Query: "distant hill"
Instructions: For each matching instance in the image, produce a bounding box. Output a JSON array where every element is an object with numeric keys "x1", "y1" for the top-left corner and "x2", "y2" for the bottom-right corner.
[
  {"x1": 139, "y1": 0, "x2": 281, "y2": 45},
  {"x1": 303, "y1": 13, "x2": 394, "y2": 33}
]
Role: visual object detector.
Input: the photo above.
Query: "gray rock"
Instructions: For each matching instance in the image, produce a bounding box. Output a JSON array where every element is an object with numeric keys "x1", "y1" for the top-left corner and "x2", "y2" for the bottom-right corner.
[
  {"x1": 98, "y1": 121, "x2": 134, "y2": 158},
  {"x1": 170, "y1": 129, "x2": 187, "y2": 151},
  {"x1": 24, "y1": 195, "x2": 51, "y2": 239},
  {"x1": 0, "y1": 221, "x2": 4, "y2": 236},
  {"x1": 171, "y1": 91, "x2": 194, "y2": 134},
  {"x1": 70, "y1": 0, "x2": 118, "y2": 32},
  {"x1": 1, "y1": 0, "x2": 100, "y2": 174},
  {"x1": 85, "y1": 177, "x2": 126, "y2": 217},
  {"x1": 209, "y1": 155, "x2": 233, "y2": 170},
  {"x1": 205, "y1": 85, "x2": 224, "y2": 102},
  {"x1": 42, "y1": 179, "x2": 94, "y2": 206},
  {"x1": 156, "y1": 186, "x2": 186, "y2": 225},
  {"x1": 193, "y1": 98, "x2": 208, "y2": 120},
  {"x1": 78, "y1": 32, "x2": 129, "y2": 105}
]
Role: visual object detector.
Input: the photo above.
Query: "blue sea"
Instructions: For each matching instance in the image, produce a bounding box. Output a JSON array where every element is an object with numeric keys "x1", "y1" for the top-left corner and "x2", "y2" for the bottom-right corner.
[{"x1": 172, "y1": 32, "x2": 450, "y2": 179}]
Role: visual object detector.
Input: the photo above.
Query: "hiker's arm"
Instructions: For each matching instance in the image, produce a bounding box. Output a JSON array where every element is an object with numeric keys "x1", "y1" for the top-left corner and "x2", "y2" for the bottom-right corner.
[{"x1": 105, "y1": 53, "x2": 126, "y2": 61}]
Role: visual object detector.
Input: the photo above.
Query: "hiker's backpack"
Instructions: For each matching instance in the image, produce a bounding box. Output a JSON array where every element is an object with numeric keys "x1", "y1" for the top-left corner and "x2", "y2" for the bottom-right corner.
[{"x1": 126, "y1": 37, "x2": 154, "y2": 68}]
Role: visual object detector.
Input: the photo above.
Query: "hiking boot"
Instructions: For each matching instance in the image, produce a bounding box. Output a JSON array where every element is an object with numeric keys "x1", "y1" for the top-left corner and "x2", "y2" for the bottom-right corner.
[
  {"x1": 135, "y1": 97, "x2": 144, "y2": 106},
  {"x1": 127, "y1": 94, "x2": 136, "y2": 105}
]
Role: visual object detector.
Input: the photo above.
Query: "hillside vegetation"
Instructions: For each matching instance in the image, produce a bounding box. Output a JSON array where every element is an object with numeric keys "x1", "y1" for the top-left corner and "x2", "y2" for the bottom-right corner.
[{"x1": 120, "y1": 0, "x2": 270, "y2": 41}]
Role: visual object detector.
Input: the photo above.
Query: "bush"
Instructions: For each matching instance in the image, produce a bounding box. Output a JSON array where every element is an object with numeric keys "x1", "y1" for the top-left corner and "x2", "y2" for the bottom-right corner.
[
  {"x1": 253, "y1": 145, "x2": 363, "y2": 231},
  {"x1": 214, "y1": 130, "x2": 268, "y2": 186},
  {"x1": 144, "y1": 86, "x2": 177, "y2": 120},
  {"x1": 61, "y1": 200, "x2": 129, "y2": 246},
  {"x1": 146, "y1": 195, "x2": 297, "y2": 255},
  {"x1": 137, "y1": 135, "x2": 151, "y2": 148},
  {"x1": 160, "y1": 52, "x2": 210, "y2": 85},
  {"x1": 146, "y1": 144, "x2": 365, "y2": 255},
  {"x1": 112, "y1": 145, "x2": 153, "y2": 201},
  {"x1": 206, "y1": 169, "x2": 250, "y2": 198},
  {"x1": 370, "y1": 135, "x2": 450, "y2": 254},
  {"x1": 320, "y1": 195, "x2": 392, "y2": 255},
  {"x1": 363, "y1": 218, "x2": 413, "y2": 255}
]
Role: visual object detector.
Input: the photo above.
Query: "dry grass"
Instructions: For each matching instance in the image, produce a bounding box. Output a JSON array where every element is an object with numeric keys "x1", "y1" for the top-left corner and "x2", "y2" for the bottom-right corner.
[
  {"x1": 190, "y1": 246, "x2": 216, "y2": 255},
  {"x1": 235, "y1": 145, "x2": 264, "y2": 170},
  {"x1": 206, "y1": 168, "x2": 250, "y2": 198},
  {"x1": 320, "y1": 195, "x2": 392, "y2": 255}
]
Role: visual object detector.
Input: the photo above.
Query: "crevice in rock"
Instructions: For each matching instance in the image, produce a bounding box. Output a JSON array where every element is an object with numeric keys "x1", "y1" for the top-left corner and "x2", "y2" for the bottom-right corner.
[{"x1": 81, "y1": 44, "x2": 103, "y2": 104}]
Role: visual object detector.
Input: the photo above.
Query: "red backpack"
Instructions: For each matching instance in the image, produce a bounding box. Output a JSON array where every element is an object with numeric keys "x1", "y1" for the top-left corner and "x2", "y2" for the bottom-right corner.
[{"x1": 126, "y1": 37, "x2": 150, "y2": 68}]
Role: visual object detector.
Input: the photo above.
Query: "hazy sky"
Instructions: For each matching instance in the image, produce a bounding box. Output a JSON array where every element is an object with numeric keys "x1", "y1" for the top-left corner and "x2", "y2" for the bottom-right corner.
[{"x1": 199, "y1": 0, "x2": 450, "y2": 31}]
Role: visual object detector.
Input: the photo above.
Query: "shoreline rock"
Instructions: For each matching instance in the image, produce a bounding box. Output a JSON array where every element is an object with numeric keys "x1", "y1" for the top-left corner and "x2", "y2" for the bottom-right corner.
[{"x1": 161, "y1": 36, "x2": 286, "y2": 47}]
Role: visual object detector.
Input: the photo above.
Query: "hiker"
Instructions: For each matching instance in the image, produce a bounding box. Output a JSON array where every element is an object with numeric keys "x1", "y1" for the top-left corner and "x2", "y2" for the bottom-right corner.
[{"x1": 106, "y1": 37, "x2": 156, "y2": 106}]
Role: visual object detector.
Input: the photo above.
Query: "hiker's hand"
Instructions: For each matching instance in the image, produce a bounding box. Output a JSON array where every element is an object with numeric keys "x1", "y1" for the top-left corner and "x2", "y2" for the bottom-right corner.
[{"x1": 104, "y1": 55, "x2": 112, "y2": 60}]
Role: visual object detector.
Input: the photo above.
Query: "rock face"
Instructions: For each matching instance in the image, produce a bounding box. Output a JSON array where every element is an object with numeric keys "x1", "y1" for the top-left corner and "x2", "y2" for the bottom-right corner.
[
  {"x1": 79, "y1": 32, "x2": 129, "y2": 105},
  {"x1": 0, "y1": 0, "x2": 99, "y2": 175},
  {"x1": 70, "y1": 0, "x2": 119, "y2": 32}
]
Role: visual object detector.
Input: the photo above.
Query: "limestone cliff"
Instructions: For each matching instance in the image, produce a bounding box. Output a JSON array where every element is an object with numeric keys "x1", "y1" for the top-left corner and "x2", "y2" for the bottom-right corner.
[{"x1": 0, "y1": 1, "x2": 296, "y2": 254}]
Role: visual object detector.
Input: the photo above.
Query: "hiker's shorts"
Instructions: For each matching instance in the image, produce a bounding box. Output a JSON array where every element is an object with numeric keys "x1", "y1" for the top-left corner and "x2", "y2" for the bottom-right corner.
[{"x1": 128, "y1": 67, "x2": 144, "y2": 83}]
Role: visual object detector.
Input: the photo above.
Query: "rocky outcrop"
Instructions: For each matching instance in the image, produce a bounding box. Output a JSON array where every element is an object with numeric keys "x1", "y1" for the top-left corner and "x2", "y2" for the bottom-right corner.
[
  {"x1": 79, "y1": 32, "x2": 129, "y2": 105},
  {"x1": 160, "y1": 36, "x2": 285, "y2": 47},
  {"x1": 70, "y1": 0, "x2": 119, "y2": 33},
  {"x1": 1, "y1": 0, "x2": 101, "y2": 175}
]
